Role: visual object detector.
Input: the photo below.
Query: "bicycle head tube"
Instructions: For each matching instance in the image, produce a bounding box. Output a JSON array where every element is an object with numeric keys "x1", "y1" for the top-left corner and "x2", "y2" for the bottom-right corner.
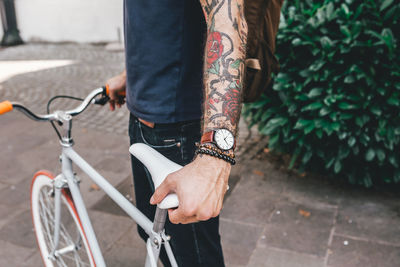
[{"x1": 55, "y1": 111, "x2": 74, "y2": 147}]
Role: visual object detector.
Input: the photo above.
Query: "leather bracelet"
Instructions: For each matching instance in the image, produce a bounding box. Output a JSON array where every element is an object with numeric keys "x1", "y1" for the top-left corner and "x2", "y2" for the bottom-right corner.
[{"x1": 195, "y1": 147, "x2": 236, "y2": 165}]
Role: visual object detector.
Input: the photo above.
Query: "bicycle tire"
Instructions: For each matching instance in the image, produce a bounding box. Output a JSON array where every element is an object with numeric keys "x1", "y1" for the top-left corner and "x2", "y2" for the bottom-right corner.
[{"x1": 31, "y1": 171, "x2": 95, "y2": 267}]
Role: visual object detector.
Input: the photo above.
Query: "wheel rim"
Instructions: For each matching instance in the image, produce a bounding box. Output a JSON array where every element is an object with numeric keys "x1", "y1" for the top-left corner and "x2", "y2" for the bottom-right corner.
[{"x1": 32, "y1": 175, "x2": 93, "y2": 267}]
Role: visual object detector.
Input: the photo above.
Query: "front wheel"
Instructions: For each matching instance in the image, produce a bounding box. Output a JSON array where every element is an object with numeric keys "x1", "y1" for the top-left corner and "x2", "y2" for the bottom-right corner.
[{"x1": 31, "y1": 171, "x2": 95, "y2": 267}]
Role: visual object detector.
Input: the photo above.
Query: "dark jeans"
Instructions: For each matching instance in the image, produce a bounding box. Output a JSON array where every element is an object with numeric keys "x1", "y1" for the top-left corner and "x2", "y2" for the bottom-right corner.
[{"x1": 129, "y1": 114, "x2": 225, "y2": 267}]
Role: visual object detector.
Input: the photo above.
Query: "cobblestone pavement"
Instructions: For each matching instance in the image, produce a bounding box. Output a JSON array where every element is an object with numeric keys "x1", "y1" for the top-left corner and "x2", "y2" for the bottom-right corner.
[
  {"x1": 1, "y1": 44, "x2": 400, "y2": 267},
  {"x1": 0, "y1": 43, "x2": 129, "y2": 135}
]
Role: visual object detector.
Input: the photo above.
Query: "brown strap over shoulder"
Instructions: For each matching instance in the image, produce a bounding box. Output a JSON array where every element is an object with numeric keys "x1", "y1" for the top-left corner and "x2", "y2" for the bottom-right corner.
[{"x1": 243, "y1": 0, "x2": 284, "y2": 103}]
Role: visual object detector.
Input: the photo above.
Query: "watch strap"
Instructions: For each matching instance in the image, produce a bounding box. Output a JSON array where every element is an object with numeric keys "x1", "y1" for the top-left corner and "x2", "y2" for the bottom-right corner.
[{"x1": 200, "y1": 131, "x2": 214, "y2": 145}]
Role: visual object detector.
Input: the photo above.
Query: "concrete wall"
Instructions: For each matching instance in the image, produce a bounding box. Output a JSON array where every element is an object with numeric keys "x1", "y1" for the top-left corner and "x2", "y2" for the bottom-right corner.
[{"x1": 7, "y1": 0, "x2": 124, "y2": 43}]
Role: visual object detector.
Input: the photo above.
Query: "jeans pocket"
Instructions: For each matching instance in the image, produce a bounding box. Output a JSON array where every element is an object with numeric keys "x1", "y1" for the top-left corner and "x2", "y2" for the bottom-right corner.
[
  {"x1": 138, "y1": 122, "x2": 185, "y2": 163},
  {"x1": 137, "y1": 121, "x2": 181, "y2": 149}
]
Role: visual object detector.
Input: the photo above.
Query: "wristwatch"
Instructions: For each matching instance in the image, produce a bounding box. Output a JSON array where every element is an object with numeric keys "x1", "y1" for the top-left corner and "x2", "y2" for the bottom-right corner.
[{"x1": 201, "y1": 129, "x2": 236, "y2": 151}]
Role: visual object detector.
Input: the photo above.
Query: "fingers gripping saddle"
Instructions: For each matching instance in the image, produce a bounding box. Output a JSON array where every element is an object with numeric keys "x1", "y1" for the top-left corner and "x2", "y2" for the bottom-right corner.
[{"x1": 129, "y1": 143, "x2": 181, "y2": 209}]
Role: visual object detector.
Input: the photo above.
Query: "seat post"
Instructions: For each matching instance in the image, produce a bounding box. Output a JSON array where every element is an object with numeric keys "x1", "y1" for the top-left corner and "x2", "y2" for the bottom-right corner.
[{"x1": 153, "y1": 207, "x2": 168, "y2": 233}]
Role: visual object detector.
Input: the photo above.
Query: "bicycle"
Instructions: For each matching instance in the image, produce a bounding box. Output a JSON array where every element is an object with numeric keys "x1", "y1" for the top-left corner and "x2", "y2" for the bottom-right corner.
[{"x1": 0, "y1": 87, "x2": 181, "y2": 267}]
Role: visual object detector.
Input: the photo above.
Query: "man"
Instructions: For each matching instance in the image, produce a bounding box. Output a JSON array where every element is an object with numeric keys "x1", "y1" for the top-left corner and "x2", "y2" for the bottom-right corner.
[{"x1": 106, "y1": 0, "x2": 247, "y2": 266}]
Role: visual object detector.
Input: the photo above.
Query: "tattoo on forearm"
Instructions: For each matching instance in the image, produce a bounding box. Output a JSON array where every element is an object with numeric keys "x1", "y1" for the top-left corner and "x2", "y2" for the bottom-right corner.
[
  {"x1": 200, "y1": 0, "x2": 247, "y2": 135},
  {"x1": 203, "y1": 0, "x2": 224, "y2": 16}
]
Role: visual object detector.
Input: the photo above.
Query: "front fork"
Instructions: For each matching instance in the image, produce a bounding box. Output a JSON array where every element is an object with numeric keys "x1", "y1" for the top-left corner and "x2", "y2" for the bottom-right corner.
[{"x1": 49, "y1": 174, "x2": 71, "y2": 260}]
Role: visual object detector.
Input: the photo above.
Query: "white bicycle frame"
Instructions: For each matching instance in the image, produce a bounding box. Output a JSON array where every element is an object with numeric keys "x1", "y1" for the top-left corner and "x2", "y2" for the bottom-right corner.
[
  {"x1": 4, "y1": 88, "x2": 179, "y2": 267},
  {"x1": 52, "y1": 145, "x2": 178, "y2": 267}
]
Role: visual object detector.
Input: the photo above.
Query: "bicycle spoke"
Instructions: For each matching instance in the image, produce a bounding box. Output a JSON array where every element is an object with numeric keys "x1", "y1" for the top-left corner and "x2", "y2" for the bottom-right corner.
[
  {"x1": 39, "y1": 190, "x2": 55, "y2": 250},
  {"x1": 36, "y1": 185, "x2": 91, "y2": 266}
]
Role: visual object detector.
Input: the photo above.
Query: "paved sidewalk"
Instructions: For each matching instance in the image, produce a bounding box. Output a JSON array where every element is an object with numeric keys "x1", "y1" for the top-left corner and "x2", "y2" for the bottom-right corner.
[{"x1": 1, "y1": 44, "x2": 400, "y2": 267}]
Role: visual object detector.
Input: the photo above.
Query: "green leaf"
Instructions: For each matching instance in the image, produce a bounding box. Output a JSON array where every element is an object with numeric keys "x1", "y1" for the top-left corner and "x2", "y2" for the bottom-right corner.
[
  {"x1": 326, "y1": 2, "x2": 335, "y2": 20},
  {"x1": 355, "y1": 115, "x2": 370, "y2": 127},
  {"x1": 299, "y1": 69, "x2": 311, "y2": 78},
  {"x1": 302, "y1": 150, "x2": 313, "y2": 164},
  {"x1": 320, "y1": 36, "x2": 333, "y2": 49},
  {"x1": 230, "y1": 59, "x2": 241, "y2": 69},
  {"x1": 334, "y1": 160, "x2": 342, "y2": 173},
  {"x1": 304, "y1": 123, "x2": 315, "y2": 134},
  {"x1": 387, "y1": 96, "x2": 400, "y2": 106},
  {"x1": 276, "y1": 72, "x2": 289, "y2": 81},
  {"x1": 269, "y1": 134, "x2": 280, "y2": 148},
  {"x1": 394, "y1": 170, "x2": 400, "y2": 183},
  {"x1": 316, "y1": 129, "x2": 323, "y2": 139},
  {"x1": 338, "y1": 102, "x2": 358, "y2": 110},
  {"x1": 384, "y1": 4, "x2": 398, "y2": 21},
  {"x1": 365, "y1": 148, "x2": 375, "y2": 161},
  {"x1": 302, "y1": 102, "x2": 323, "y2": 111},
  {"x1": 325, "y1": 157, "x2": 335, "y2": 169},
  {"x1": 288, "y1": 148, "x2": 301, "y2": 169},
  {"x1": 261, "y1": 124, "x2": 278, "y2": 135},
  {"x1": 261, "y1": 111, "x2": 272, "y2": 122},
  {"x1": 341, "y1": 3, "x2": 350, "y2": 16},
  {"x1": 340, "y1": 26, "x2": 352, "y2": 38},
  {"x1": 273, "y1": 82, "x2": 286, "y2": 91},
  {"x1": 340, "y1": 113, "x2": 353, "y2": 120},
  {"x1": 376, "y1": 149, "x2": 386, "y2": 161},
  {"x1": 294, "y1": 119, "x2": 312, "y2": 129},
  {"x1": 309, "y1": 61, "x2": 325, "y2": 71},
  {"x1": 292, "y1": 38, "x2": 302, "y2": 46},
  {"x1": 365, "y1": 30, "x2": 385, "y2": 42},
  {"x1": 344, "y1": 75, "x2": 355, "y2": 83},
  {"x1": 308, "y1": 88, "x2": 323, "y2": 98},
  {"x1": 331, "y1": 122, "x2": 340, "y2": 132},
  {"x1": 338, "y1": 145, "x2": 350, "y2": 159},
  {"x1": 363, "y1": 174, "x2": 373, "y2": 188},
  {"x1": 338, "y1": 132, "x2": 347, "y2": 140},
  {"x1": 389, "y1": 155, "x2": 399, "y2": 167},
  {"x1": 380, "y1": 0, "x2": 394, "y2": 11},
  {"x1": 269, "y1": 117, "x2": 288, "y2": 126},
  {"x1": 370, "y1": 106, "x2": 382, "y2": 116},
  {"x1": 319, "y1": 107, "x2": 330, "y2": 116},
  {"x1": 352, "y1": 146, "x2": 360, "y2": 155},
  {"x1": 348, "y1": 137, "x2": 356, "y2": 147},
  {"x1": 261, "y1": 117, "x2": 288, "y2": 135}
]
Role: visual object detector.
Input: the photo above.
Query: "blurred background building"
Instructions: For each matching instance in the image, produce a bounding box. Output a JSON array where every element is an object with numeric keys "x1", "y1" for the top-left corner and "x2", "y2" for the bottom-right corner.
[{"x1": 0, "y1": 0, "x2": 124, "y2": 43}]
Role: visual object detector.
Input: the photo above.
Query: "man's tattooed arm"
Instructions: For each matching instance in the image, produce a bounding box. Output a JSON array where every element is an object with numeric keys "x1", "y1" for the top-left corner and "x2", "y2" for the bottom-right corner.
[{"x1": 200, "y1": 0, "x2": 248, "y2": 135}]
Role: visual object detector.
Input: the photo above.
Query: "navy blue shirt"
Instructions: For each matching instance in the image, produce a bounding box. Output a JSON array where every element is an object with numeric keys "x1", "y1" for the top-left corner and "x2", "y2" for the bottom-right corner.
[{"x1": 124, "y1": 0, "x2": 206, "y2": 123}]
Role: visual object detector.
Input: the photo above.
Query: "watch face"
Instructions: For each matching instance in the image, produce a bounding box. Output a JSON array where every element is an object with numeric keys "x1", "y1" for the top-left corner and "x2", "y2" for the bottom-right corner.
[{"x1": 214, "y1": 129, "x2": 234, "y2": 150}]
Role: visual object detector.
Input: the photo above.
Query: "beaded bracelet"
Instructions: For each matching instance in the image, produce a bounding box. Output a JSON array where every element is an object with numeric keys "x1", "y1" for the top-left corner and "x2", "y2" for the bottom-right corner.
[
  {"x1": 195, "y1": 147, "x2": 236, "y2": 165},
  {"x1": 197, "y1": 143, "x2": 235, "y2": 159}
]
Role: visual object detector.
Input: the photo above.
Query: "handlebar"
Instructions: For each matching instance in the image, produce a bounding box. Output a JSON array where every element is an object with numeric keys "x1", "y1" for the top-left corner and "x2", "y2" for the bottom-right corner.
[
  {"x1": 0, "y1": 86, "x2": 123, "y2": 122},
  {"x1": 66, "y1": 87, "x2": 104, "y2": 116}
]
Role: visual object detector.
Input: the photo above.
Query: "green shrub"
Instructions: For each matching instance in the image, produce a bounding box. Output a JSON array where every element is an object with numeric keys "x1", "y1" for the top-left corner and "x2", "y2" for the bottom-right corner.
[{"x1": 243, "y1": 0, "x2": 400, "y2": 187}]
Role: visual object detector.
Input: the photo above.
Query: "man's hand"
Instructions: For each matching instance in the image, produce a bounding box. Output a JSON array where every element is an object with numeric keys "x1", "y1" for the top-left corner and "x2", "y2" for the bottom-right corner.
[
  {"x1": 105, "y1": 70, "x2": 126, "y2": 111},
  {"x1": 150, "y1": 154, "x2": 231, "y2": 224}
]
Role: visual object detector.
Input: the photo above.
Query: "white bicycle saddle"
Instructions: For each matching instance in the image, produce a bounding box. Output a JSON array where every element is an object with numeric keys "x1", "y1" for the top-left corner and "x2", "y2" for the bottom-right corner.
[{"x1": 129, "y1": 143, "x2": 181, "y2": 209}]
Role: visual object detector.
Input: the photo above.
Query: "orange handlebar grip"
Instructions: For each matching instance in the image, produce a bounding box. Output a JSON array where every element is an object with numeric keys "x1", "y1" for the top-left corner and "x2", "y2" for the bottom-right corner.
[
  {"x1": 105, "y1": 84, "x2": 126, "y2": 97},
  {"x1": 0, "y1": 101, "x2": 13, "y2": 115}
]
